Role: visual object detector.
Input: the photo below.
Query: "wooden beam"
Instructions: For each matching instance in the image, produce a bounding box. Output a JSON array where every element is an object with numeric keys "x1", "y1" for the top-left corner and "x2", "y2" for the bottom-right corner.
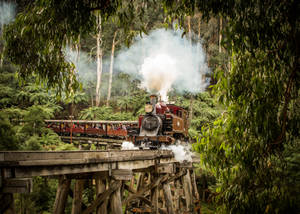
[
  {"x1": 161, "y1": 169, "x2": 187, "y2": 185},
  {"x1": 111, "y1": 169, "x2": 132, "y2": 181},
  {"x1": 96, "y1": 178, "x2": 107, "y2": 214},
  {"x1": 150, "y1": 173, "x2": 159, "y2": 214},
  {"x1": 123, "y1": 183, "x2": 136, "y2": 194},
  {"x1": 156, "y1": 163, "x2": 175, "y2": 174},
  {"x1": 68, "y1": 188, "x2": 88, "y2": 211},
  {"x1": 163, "y1": 183, "x2": 175, "y2": 214},
  {"x1": 82, "y1": 180, "x2": 121, "y2": 214},
  {"x1": 110, "y1": 181, "x2": 122, "y2": 214},
  {"x1": 64, "y1": 172, "x2": 108, "y2": 180},
  {"x1": 191, "y1": 170, "x2": 200, "y2": 200},
  {"x1": 173, "y1": 180, "x2": 181, "y2": 212},
  {"x1": 177, "y1": 163, "x2": 194, "y2": 170},
  {"x1": 124, "y1": 175, "x2": 166, "y2": 206},
  {"x1": 2, "y1": 178, "x2": 32, "y2": 194},
  {"x1": 71, "y1": 180, "x2": 84, "y2": 214},
  {"x1": 53, "y1": 177, "x2": 71, "y2": 214},
  {"x1": 130, "y1": 207, "x2": 152, "y2": 213},
  {"x1": 136, "y1": 173, "x2": 144, "y2": 192},
  {"x1": 0, "y1": 150, "x2": 174, "y2": 163},
  {"x1": 183, "y1": 170, "x2": 193, "y2": 212},
  {"x1": 159, "y1": 189, "x2": 165, "y2": 209}
]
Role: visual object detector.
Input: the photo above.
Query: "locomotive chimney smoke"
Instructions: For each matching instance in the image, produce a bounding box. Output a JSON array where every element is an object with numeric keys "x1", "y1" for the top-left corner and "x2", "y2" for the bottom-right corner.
[
  {"x1": 115, "y1": 28, "x2": 210, "y2": 99},
  {"x1": 141, "y1": 54, "x2": 177, "y2": 101},
  {"x1": 0, "y1": 2, "x2": 16, "y2": 29},
  {"x1": 64, "y1": 47, "x2": 97, "y2": 84}
]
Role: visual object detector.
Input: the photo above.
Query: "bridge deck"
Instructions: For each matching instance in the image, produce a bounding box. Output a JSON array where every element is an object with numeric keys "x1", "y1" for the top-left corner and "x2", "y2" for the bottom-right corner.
[{"x1": 0, "y1": 150, "x2": 197, "y2": 178}]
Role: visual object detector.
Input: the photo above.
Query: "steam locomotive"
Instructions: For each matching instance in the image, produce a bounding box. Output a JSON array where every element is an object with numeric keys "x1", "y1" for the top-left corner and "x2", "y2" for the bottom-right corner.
[{"x1": 126, "y1": 95, "x2": 189, "y2": 149}]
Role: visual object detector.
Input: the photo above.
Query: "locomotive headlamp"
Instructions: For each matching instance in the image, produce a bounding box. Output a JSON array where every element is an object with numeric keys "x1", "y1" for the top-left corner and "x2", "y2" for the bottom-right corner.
[{"x1": 145, "y1": 104, "x2": 153, "y2": 113}]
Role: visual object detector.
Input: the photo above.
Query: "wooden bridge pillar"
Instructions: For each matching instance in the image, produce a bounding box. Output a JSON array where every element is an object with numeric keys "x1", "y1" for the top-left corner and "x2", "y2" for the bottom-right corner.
[
  {"x1": 110, "y1": 180, "x2": 122, "y2": 214},
  {"x1": 150, "y1": 173, "x2": 159, "y2": 214},
  {"x1": 183, "y1": 169, "x2": 194, "y2": 212},
  {"x1": 136, "y1": 172, "x2": 145, "y2": 192},
  {"x1": 96, "y1": 178, "x2": 107, "y2": 214},
  {"x1": 191, "y1": 169, "x2": 201, "y2": 213},
  {"x1": 53, "y1": 176, "x2": 71, "y2": 214},
  {"x1": 173, "y1": 179, "x2": 181, "y2": 212},
  {"x1": 163, "y1": 182, "x2": 175, "y2": 214},
  {"x1": 71, "y1": 180, "x2": 84, "y2": 214}
]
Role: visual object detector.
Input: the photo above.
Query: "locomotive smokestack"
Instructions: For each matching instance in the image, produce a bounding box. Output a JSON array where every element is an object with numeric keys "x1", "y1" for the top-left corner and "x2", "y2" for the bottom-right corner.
[
  {"x1": 150, "y1": 95, "x2": 157, "y2": 105},
  {"x1": 149, "y1": 95, "x2": 157, "y2": 114}
]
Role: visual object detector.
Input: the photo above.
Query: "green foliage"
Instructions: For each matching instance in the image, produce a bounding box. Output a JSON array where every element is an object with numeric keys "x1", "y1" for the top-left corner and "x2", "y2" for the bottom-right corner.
[
  {"x1": 16, "y1": 104, "x2": 63, "y2": 150},
  {"x1": 0, "y1": 112, "x2": 19, "y2": 150},
  {"x1": 79, "y1": 106, "x2": 135, "y2": 120},
  {"x1": 54, "y1": 143, "x2": 77, "y2": 151},
  {"x1": 0, "y1": 65, "x2": 19, "y2": 107},
  {"x1": 0, "y1": 65, "x2": 64, "y2": 151},
  {"x1": 189, "y1": 0, "x2": 300, "y2": 213},
  {"x1": 15, "y1": 177, "x2": 58, "y2": 213}
]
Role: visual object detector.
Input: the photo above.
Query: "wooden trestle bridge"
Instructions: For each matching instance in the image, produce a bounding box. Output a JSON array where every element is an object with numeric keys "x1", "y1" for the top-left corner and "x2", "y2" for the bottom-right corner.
[{"x1": 0, "y1": 150, "x2": 201, "y2": 214}]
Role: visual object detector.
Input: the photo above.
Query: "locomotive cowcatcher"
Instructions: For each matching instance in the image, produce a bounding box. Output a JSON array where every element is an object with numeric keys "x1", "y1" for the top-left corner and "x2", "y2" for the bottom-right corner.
[{"x1": 126, "y1": 95, "x2": 189, "y2": 149}]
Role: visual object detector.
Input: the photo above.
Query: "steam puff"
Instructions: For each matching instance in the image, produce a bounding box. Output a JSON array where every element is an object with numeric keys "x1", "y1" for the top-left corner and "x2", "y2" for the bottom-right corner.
[
  {"x1": 121, "y1": 141, "x2": 139, "y2": 150},
  {"x1": 64, "y1": 47, "x2": 96, "y2": 84},
  {"x1": 0, "y1": 2, "x2": 16, "y2": 28},
  {"x1": 162, "y1": 144, "x2": 193, "y2": 162},
  {"x1": 141, "y1": 54, "x2": 177, "y2": 101},
  {"x1": 115, "y1": 28, "x2": 210, "y2": 99}
]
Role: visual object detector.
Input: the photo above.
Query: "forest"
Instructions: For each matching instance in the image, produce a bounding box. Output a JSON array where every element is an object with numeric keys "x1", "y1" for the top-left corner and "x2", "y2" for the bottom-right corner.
[{"x1": 0, "y1": 0, "x2": 299, "y2": 213}]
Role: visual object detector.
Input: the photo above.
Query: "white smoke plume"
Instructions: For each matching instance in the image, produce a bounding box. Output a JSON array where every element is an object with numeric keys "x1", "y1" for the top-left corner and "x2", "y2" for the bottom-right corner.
[
  {"x1": 64, "y1": 47, "x2": 96, "y2": 84},
  {"x1": 0, "y1": 2, "x2": 16, "y2": 29},
  {"x1": 162, "y1": 143, "x2": 193, "y2": 162},
  {"x1": 121, "y1": 141, "x2": 139, "y2": 150},
  {"x1": 115, "y1": 28, "x2": 210, "y2": 101}
]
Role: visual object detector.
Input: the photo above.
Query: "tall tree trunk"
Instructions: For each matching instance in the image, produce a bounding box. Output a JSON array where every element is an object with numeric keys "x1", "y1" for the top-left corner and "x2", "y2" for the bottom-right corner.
[
  {"x1": 95, "y1": 13, "x2": 103, "y2": 107},
  {"x1": 187, "y1": 16, "x2": 192, "y2": 44},
  {"x1": 188, "y1": 94, "x2": 194, "y2": 128},
  {"x1": 0, "y1": 24, "x2": 3, "y2": 67},
  {"x1": 71, "y1": 39, "x2": 80, "y2": 117},
  {"x1": 219, "y1": 17, "x2": 223, "y2": 53},
  {"x1": 76, "y1": 35, "x2": 80, "y2": 62},
  {"x1": 106, "y1": 31, "x2": 118, "y2": 106},
  {"x1": 90, "y1": 86, "x2": 94, "y2": 107},
  {"x1": 197, "y1": 14, "x2": 202, "y2": 73},
  {"x1": 198, "y1": 14, "x2": 201, "y2": 41}
]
